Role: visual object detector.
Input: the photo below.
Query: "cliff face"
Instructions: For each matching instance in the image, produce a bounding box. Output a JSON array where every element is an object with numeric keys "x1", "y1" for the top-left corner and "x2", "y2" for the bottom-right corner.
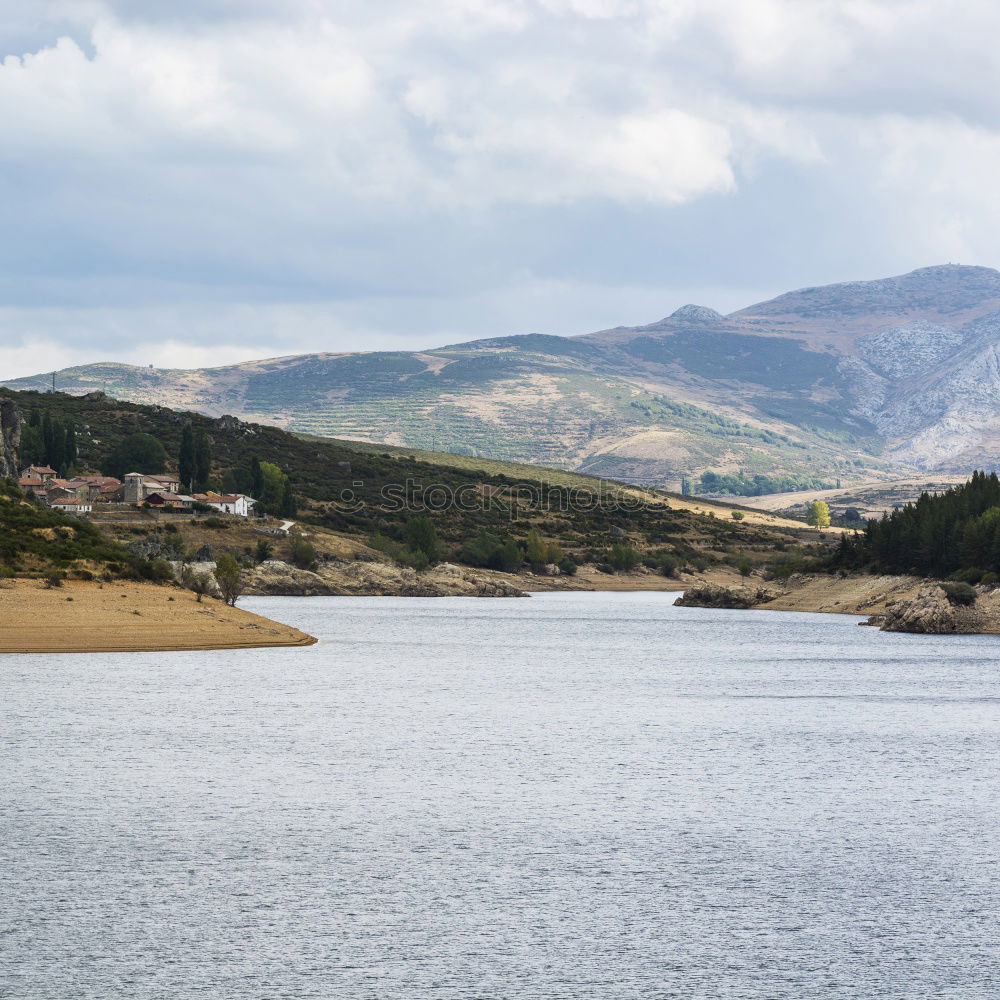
[{"x1": 0, "y1": 397, "x2": 20, "y2": 480}]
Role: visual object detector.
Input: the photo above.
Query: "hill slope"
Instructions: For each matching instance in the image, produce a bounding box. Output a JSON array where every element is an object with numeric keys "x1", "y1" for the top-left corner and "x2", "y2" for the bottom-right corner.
[{"x1": 9, "y1": 264, "x2": 1000, "y2": 483}]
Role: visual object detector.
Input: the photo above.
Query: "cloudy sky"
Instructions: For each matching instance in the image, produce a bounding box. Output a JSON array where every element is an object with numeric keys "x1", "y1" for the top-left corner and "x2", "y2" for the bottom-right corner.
[{"x1": 1, "y1": 0, "x2": 997, "y2": 378}]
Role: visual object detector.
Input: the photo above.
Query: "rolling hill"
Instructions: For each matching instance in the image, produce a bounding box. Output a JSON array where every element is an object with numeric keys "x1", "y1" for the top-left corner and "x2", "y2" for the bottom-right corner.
[{"x1": 8, "y1": 264, "x2": 1000, "y2": 487}]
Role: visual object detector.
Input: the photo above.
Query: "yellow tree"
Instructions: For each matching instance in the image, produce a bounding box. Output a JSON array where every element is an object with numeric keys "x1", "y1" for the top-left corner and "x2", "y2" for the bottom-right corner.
[{"x1": 807, "y1": 499, "x2": 831, "y2": 529}]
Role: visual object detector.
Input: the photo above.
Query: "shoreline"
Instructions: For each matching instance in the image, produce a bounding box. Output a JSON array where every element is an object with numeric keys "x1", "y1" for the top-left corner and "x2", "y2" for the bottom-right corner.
[{"x1": 0, "y1": 581, "x2": 317, "y2": 654}]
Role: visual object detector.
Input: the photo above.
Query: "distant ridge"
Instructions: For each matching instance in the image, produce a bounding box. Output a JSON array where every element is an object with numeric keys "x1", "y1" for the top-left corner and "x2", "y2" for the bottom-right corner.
[{"x1": 7, "y1": 264, "x2": 1000, "y2": 486}]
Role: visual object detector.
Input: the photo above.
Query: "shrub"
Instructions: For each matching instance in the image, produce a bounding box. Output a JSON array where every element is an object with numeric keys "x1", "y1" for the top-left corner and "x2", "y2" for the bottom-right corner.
[
  {"x1": 981, "y1": 572, "x2": 999, "y2": 588},
  {"x1": 255, "y1": 539, "x2": 273, "y2": 564},
  {"x1": 202, "y1": 517, "x2": 228, "y2": 529},
  {"x1": 524, "y1": 527, "x2": 563, "y2": 570},
  {"x1": 731, "y1": 511, "x2": 745, "y2": 521},
  {"x1": 459, "y1": 530, "x2": 524, "y2": 573},
  {"x1": 608, "y1": 543, "x2": 639, "y2": 572},
  {"x1": 288, "y1": 532, "x2": 318, "y2": 571},
  {"x1": 368, "y1": 531, "x2": 431, "y2": 573},
  {"x1": 941, "y1": 581, "x2": 977, "y2": 606},
  {"x1": 557, "y1": 556, "x2": 578, "y2": 576},
  {"x1": 402, "y1": 516, "x2": 441, "y2": 564},
  {"x1": 949, "y1": 567, "x2": 982, "y2": 584},
  {"x1": 658, "y1": 555, "x2": 679, "y2": 578},
  {"x1": 188, "y1": 571, "x2": 214, "y2": 602}
]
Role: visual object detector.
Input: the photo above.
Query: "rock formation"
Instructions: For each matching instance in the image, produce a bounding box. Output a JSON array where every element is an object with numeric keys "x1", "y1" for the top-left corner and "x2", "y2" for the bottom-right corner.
[
  {"x1": 0, "y1": 397, "x2": 20, "y2": 480},
  {"x1": 873, "y1": 584, "x2": 985, "y2": 634},
  {"x1": 674, "y1": 584, "x2": 774, "y2": 609}
]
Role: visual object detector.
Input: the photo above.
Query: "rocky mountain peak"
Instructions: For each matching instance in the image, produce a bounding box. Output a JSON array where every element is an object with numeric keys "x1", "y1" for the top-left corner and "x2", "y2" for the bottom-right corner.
[{"x1": 669, "y1": 304, "x2": 724, "y2": 323}]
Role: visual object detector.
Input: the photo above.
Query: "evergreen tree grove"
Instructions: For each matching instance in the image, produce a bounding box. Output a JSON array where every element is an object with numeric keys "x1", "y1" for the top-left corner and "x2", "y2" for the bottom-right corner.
[{"x1": 833, "y1": 471, "x2": 1000, "y2": 578}]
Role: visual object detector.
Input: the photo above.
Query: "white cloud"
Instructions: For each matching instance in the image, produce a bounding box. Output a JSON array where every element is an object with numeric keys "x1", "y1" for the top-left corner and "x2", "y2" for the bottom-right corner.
[{"x1": 2, "y1": 0, "x2": 1000, "y2": 369}]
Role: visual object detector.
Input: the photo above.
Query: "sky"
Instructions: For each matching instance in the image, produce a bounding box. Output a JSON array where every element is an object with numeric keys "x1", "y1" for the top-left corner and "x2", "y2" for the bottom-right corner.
[{"x1": 2, "y1": 0, "x2": 999, "y2": 379}]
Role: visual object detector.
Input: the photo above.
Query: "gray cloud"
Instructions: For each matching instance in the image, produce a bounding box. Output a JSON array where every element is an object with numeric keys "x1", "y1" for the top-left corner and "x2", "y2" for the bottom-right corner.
[{"x1": 1, "y1": 0, "x2": 999, "y2": 377}]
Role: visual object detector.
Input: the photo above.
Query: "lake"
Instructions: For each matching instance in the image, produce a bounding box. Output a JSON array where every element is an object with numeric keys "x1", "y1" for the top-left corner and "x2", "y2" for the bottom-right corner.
[{"x1": 2, "y1": 591, "x2": 999, "y2": 998}]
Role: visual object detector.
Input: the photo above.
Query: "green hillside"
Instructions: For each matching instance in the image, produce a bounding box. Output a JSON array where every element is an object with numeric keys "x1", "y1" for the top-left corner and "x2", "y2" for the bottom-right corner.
[{"x1": 1, "y1": 388, "x2": 827, "y2": 577}]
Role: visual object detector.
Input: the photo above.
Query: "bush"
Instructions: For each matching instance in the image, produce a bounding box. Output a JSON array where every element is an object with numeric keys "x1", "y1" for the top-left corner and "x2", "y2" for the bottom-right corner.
[
  {"x1": 941, "y1": 581, "x2": 977, "y2": 606},
  {"x1": 524, "y1": 527, "x2": 563, "y2": 571},
  {"x1": 368, "y1": 531, "x2": 431, "y2": 573},
  {"x1": 982, "y1": 571, "x2": 999, "y2": 588},
  {"x1": 187, "y1": 571, "x2": 214, "y2": 602},
  {"x1": 202, "y1": 517, "x2": 228, "y2": 529},
  {"x1": 255, "y1": 539, "x2": 273, "y2": 563},
  {"x1": 288, "y1": 532, "x2": 318, "y2": 571},
  {"x1": 459, "y1": 530, "x2": 524, "y2": 573},
  {"x1": 737, "y1": 557, "x2": 753, "y2": 577},
  {"x1": 731, "y1": 511, "x2": 745, "y2": 521},
  {"x1": 402, "y1": 516, "x2": 441, "y2": 564},
  {"x1": 608, "y1": 543, "x2": 639, "y2": 572},
  {"x1": 557, "y1": 556, "x2": 578, "y2": 576},
  {"x1": 949, "y1": 567, "x2": 982, "y2": 584},
  {"x1": 658, "y1": 555, "x2": 679, "y2": 578}
]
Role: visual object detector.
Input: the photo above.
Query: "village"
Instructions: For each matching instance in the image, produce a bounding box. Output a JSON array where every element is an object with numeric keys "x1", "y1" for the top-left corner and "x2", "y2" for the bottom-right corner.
[{"x1": 16, "y1": 465, "x2": 256, "y2": 518}]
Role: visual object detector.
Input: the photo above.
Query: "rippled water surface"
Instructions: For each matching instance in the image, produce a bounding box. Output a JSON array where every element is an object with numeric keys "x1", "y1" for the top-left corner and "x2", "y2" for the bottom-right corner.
[{"x1": 3, "y1": 592, "x2": 1000, "y2": 998}]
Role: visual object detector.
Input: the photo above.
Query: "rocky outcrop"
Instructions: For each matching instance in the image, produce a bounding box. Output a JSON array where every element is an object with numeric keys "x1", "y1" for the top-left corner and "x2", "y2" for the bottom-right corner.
[
  {"x1": 674, "y1": 584, "x2": 774, "y2": 609},
  {"x1": 245, "y1": 559, "x2": 526, "y2": 598},
  {"x1": 0, "y1": 398, "x2": 20, "y2": 480},
  {"x1": 872, "y1": 584, "x2": 986, "y2": 634}
]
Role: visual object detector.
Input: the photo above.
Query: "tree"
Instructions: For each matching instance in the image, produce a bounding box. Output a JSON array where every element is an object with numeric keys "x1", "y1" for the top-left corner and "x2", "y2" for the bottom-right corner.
[
  {"x1": 194, "y1": 429, "x2": 212, "y2": 491},
  {"x1": 64, "y1": 422, "x2": 77, "y2": 469},
  {"x1": 214, "y1": 553, "x2": 243, "y2": 606},
  {"x1": 280, "y1": 478, "x2": 297, "y2": 517},
  {"x1": 403, "y1": 516, "x2": 441, "y2": 564},
  {"x1": 807, "y1": 500, "x2": 831, "y2": 529},
  {"x1": 257, "y1": 461, "x2": 287, "y2": 515},
  {"x1": 179, "y1": 424, "x2": 196, "y2": 491},
  {"x1": 250, "y1": 456, "x2": 263, "y2": 499},
  {"x1": 609, "y1": 543, "x2": 640, "y2": 572},
  {"x1": 103, "y1": 433, "x2": 168, "y2": 479},
  {"x1": 19, "y1": 423, "x2": 43, "y2": 467},
  {"x1": 525, "y1": 527, "x2": 548, "y2": 568}
]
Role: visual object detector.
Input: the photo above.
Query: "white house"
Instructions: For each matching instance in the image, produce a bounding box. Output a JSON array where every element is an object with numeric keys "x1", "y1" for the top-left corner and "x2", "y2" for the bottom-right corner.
[
  {"x1": 49, "y1": 497, "x2": 93, "y2": 515},
  {"x1": 193, "y1": 492, "x2": 256, "y2": 517}
]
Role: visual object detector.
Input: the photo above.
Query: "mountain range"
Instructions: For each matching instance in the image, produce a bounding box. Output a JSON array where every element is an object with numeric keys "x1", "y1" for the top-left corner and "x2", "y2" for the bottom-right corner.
[{"x1": 7, "y1": 264, "x2": 1000, "y2": 489}]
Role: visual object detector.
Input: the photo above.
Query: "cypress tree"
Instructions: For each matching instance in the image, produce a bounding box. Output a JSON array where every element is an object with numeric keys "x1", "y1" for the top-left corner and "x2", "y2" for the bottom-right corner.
[
  {"x1": 250, "y1": 456, "x2": 263, "y2": 499},
  {"x1": 178, "y1": 424, "x2": 196, "y2": 491},
  {"x1": 193, "y1": 429, "x2": 211, "y2": 491},
  {"x1": 280, "y1": 478, "x2": 297, "y2": 517},
  {"x1": 64, "y1": 422, "x2": 77, "y2": 469},
  {"x1": 41, "y1": 412, "x2": 54, "y2": 467}
]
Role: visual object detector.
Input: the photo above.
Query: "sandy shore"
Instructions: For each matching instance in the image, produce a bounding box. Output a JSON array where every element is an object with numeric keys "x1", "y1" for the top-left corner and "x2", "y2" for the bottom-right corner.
[{"x1": 0, "y1": 581, "x2": 317, "y2": 653}]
